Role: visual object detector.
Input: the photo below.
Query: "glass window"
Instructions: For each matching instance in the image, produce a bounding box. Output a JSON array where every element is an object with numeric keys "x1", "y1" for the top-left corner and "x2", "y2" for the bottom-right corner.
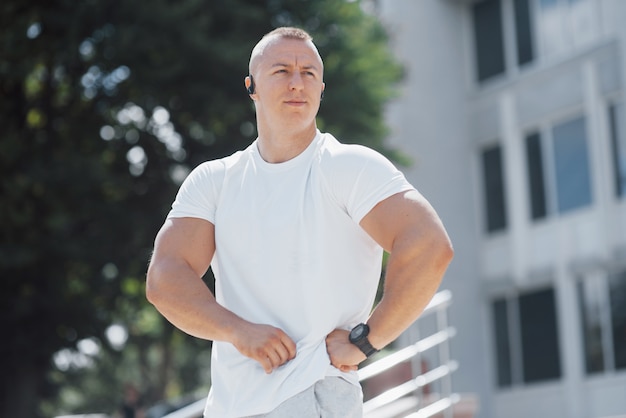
[
  {"x1": 472, "y1": 0, "x2": 505, "y2": 82},
  {"x1": 578, "y1": 270, "x2": 626, "y2": 375},
  {"x1": 538, "y1": 0, "x2": 567, "y2": 57},
  {"x1": 609, "y1": 103, "x2": 626, "y2": 197},
  {"x1": 493, "y1": 299, "x2": 513, "y2": 386},
  {"x1": 513, "y1": 0, "x2": 534, "y2": 66},
  {"x1": 525, "y1": 131, "x2": 547, "y2": 220},
  {"x1": 482, "y1": 145, "x2": 507, "y2": 232},
  {"x1": 537, "y1": 0, "x2": 600, "y2": 60},
  {"x1": 519, "y1": 288, "x2": 562, "y2": 382},
  {"x1": 577, "y1": 276, "x2": 606, "y2": 373},
  {"x1": 492, "y1": 287, "x2": 562, "y2": 387},
  {"x1": 568, "y1": 0, "x2": 600, "y2": 50},
  {"x1": 609, "y1": 270, "x2": 626, "y2": 369},
  {"x1": 552, "y1": 116, "x2": 592, "y2": 213}
]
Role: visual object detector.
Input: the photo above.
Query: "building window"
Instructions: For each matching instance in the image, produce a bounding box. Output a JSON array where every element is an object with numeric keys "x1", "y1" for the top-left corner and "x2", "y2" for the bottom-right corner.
[
  {"x1": 481, "y1": 145, "x2": 507, "y2": 233},
  {"x1": 578, "y1": 270, "x2": 626, "y2": 374},
  {"x1": 523, "y1": 115, "x2": 593, "y2": 221},
  {"x1": 578, "y1": 275, "x2": 605, "y2": 374},
  {"x1": 537, "y1": 0, "x2": 567, "y2": 57},
  {"x1": 471, "y1": 0, "x2": 535, "y2": 83},
  {"x1": 610, "y1": 270, "x2": 626, "y2": 369},
  {"x1": 518, "y1": 288, "x2": 562, "y2": 382},
  {"x1": 472, "y1": 0, "x2": 506, "y2": 82},
  {"x1": 514, "y1": 0, "x2": 534, "y2": 66},
  {"x1": 609, "y1": 103, "x2": 626, "y2": 198},
  {"x1": 552, "y1": 116, "x2": 593, "y2": 213},
  {"x1": 492, "y1": 287, "x2": 562, "y2": 387},
  {"x1": 524, "y1": 131, "x2": 547, "y2": 219},
  {"x1": 471, "y1": 0, "x2": 601, "y2": 84},
  {"x1": 537, "y1": 0, "x2": 600, "y2": 59},
  {"x1": 493, "y1": 299, "x2": 513, "y2": 386}
]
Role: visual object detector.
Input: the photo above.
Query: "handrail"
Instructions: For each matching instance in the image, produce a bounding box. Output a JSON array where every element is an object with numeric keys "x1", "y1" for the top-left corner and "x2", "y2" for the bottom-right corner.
[
  {"x1": 405, "y1": 394, "x2": 461, "y2": 418},
  {"x1": 362, "y1": 361, "x2": 459, "y2": 414},
  {"x1": 358, "y1": 327, "x2": 457, "y2": 381},
  {"x1": 360, "y1": 290, "x2": 457, "y2": 417}
]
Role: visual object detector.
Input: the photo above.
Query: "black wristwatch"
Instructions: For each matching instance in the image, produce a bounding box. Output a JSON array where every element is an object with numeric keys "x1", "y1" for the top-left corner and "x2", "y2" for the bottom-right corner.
[{"x1": 349, "y1": 323, "x2": 379, "y2": 358}]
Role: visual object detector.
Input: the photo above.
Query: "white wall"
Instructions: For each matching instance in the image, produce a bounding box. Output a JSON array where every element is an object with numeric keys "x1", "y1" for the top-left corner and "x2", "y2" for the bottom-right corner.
[{"x1": 376, "y1": 1, "x2": 493, "y2": 416}]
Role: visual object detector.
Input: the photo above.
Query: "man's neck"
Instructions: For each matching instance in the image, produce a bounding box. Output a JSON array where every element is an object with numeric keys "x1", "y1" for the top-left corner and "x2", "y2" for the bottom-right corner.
[{"x1": 256, "y1": 125, "x2": 318, "y2": 164}]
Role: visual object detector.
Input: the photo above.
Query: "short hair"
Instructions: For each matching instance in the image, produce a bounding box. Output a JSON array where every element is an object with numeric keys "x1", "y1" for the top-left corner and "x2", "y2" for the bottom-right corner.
[
  {"x1": 261, "y1": 27, "x2": 313, "y2": 43},
  {"x1": 249, "y1": 27, "x2": 318, "y2": 73}
]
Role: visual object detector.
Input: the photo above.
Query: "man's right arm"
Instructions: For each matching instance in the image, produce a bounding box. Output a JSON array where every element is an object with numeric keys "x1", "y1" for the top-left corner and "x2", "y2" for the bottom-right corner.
[{"x1": 146, "y1": 217, "x2": 296, "y2": 373}]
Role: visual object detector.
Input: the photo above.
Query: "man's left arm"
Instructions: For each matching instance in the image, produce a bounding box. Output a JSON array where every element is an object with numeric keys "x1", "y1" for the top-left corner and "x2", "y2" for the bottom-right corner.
[{"x1": 326, "y1": 189, "x2": 454, "y2": 371}]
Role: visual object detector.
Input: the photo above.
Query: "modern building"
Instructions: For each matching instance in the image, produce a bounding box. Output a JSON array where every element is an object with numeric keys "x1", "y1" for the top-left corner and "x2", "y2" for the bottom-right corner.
[{"x1": 375, "y1": 1, "x2": 626, "y2": 417}]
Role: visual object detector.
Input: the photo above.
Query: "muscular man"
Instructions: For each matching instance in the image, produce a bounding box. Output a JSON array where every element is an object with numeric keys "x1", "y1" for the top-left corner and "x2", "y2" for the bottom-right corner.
[{"x1": 146, "y1": 26, "x2": 453, "y2": 417}]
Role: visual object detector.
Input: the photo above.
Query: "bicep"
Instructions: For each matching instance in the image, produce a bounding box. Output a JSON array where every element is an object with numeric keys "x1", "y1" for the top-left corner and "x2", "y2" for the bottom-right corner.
[
  {"x1": 152, "y1": 217, "x2": 216, "y2": 278},
  {"x1": 359, "y1": 190, "x2": 447, "y2": 253}
]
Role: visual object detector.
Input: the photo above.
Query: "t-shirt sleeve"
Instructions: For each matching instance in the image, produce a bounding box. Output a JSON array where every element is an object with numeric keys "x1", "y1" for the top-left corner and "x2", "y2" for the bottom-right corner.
[
  {"x1": 167, "y1": 160, "x2": 224, "y2": 224},
  {"x1": 325, "y1": 144, "x2": 416, "y2": 224}
]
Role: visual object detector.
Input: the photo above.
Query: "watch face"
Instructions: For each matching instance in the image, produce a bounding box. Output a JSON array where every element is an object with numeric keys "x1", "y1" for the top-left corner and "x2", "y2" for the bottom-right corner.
[
  {"x1": 352, "y1": 325, "x2": 364, "y2": 338},
  {"x1": 350, "y1": 323, "x2": 368, "y2": 342}
]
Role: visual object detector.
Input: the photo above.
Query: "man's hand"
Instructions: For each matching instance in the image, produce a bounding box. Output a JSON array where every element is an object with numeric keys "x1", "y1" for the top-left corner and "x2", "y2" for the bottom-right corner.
[
  {"x1": 325, "y1": 329, "x2": 364, "y2": 372},
  {"x1": 232, "y1": 322, "x2": 297, "y2": 374}
]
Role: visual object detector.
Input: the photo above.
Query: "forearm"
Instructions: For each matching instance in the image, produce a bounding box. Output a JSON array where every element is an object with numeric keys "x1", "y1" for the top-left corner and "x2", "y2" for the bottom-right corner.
[
  {"x1": 367, "y1": 231, "x2": 453, "y2": 350},
  {"x1": 146, "y1": 259, "x2": 246, "y2": 344}
]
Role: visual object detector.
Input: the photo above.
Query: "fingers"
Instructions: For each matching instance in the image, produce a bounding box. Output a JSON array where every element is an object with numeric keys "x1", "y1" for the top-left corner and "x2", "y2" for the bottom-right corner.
[
  {"x1": 260, "y1": 330, "x2": 297, "y2": 373},
  {"x1": 325, "y1": 328, "x2": 364, "y2": 372},
  {"x1": 235, "y1": 324, "x2": 297, "y2": 374},
  {"x1": 282, "y1": 333, "x2": 298, "y2": 360}
]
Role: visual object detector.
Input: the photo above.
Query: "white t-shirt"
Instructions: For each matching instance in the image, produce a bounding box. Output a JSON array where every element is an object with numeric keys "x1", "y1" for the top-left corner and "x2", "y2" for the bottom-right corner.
[{"x1": 168, "y1": 131, "x2": 415, "y2": 417}]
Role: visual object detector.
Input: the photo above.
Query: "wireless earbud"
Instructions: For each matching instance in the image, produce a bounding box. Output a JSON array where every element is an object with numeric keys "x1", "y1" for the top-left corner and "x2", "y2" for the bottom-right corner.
[
  {"x1": 246, "y1": 75, "x2": 255, "y2": 95},
  {"x1": 320, "y1": 90, "x2": 324, "y2": 101}
]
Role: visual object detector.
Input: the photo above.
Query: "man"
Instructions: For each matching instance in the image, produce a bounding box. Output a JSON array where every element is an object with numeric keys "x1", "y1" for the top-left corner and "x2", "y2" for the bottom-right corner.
[{"x1": 146, "y1": 27, "x2": 453, "y2": 417}]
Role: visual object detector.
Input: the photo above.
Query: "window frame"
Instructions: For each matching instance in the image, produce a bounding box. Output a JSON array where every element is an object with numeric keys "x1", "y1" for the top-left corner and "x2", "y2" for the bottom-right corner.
[
  {"x1": 577, "y1": 268, "x2": 626, "y2": 375},
  {"x1": 491, "y1": 285, "x2": 563, "y2": 389},
  {"x1": 608, "y1": 101, "x2": 626, "y2": 198},
  {"x1": 481, "y1": 143, "x2": 508, "y2": 233},
  {"x1": 469, "y1": 0, "x2": 538, "y2": 85},
  {"x1": 551, "y1": 115, "x2": 593, "y2": 214},
  {"x1": 521, "y1": 112, "x2": 594, "y2": 222},
  {"x1": 471, "y1": 0, "x2": 507, "y2": 83}
]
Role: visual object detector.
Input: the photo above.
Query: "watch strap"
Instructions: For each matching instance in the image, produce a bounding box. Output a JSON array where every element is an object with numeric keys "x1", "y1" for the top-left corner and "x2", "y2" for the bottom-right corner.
[
  {"x1": 354, "y1": 337, "x2": 378, "y2": 357},
  {"x1": 350, "y1": 323, "x2": 379, "y2": 358}
]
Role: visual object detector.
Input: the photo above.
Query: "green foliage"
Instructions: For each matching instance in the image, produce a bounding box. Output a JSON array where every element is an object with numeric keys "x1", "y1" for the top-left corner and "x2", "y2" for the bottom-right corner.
[{"x1": 0, "y1": 0, "x2": 403, "y2": 416}]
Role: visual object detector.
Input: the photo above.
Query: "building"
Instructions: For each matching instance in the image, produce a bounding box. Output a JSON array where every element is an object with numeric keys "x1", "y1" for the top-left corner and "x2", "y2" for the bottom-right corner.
[{"x1": 375, "y1": 1, "x2": 626, "y2": 417}]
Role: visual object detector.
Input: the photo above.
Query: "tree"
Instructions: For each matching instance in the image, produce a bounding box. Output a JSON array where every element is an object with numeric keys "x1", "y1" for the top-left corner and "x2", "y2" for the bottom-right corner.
[{"x1": 0, "y1": 1, "x2": 403, "y2": 416}]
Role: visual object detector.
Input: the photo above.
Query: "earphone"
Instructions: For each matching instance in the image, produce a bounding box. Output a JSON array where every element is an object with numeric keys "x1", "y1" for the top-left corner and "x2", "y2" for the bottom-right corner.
[
  {"x1": 246, "y1": 74, "x2": 325, "y2": 100},
  {"x1": 247, "y1": 75, "x2": 255, "y2": 95}
]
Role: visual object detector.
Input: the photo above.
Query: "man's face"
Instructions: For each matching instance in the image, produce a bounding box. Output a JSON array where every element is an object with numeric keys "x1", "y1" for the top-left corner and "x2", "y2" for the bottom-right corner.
[{"x1": 249, "y1": 37, "x2": 325, "y2": 133}]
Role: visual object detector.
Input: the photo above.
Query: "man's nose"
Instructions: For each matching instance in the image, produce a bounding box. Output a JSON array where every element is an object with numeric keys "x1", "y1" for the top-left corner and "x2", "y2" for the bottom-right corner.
[{"x1": 288, "y1": 72, "x2": 304, "y2": 90}]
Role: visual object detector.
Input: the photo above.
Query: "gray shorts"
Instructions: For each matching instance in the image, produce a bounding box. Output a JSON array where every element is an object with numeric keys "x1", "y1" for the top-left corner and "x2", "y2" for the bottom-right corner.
[{"x1": 245, "y1": 376, "x2": 363, "y2": 418}]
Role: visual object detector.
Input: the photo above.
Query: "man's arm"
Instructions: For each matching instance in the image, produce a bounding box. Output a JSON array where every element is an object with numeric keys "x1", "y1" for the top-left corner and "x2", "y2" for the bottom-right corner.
[
  {"x1": 146, "y1": 217, "x2": 296, "y2": 373},
  {"x1": 326, "y1": 190, "x2": 453, "y2": 370}
]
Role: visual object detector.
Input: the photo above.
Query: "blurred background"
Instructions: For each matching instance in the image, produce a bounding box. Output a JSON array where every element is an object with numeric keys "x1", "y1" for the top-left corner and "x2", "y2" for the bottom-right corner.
[{"x1": 2, "y1": 0, "x2": 626, "y2": 417}]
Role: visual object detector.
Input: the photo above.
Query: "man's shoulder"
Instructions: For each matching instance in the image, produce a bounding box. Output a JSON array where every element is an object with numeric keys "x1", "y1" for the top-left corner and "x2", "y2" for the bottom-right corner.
[{"x1": 318, "y1": 133, "x2": 392, "y2": 171}]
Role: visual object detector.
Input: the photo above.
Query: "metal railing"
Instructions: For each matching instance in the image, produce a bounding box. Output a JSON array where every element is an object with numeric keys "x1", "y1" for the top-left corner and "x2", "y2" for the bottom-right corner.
[
  {"x1": 359, "y1": 290, "x2": 457, "y2": 418},
  {"x1": 163, "y1": 290, "x2": 456, "y2": 418}
]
